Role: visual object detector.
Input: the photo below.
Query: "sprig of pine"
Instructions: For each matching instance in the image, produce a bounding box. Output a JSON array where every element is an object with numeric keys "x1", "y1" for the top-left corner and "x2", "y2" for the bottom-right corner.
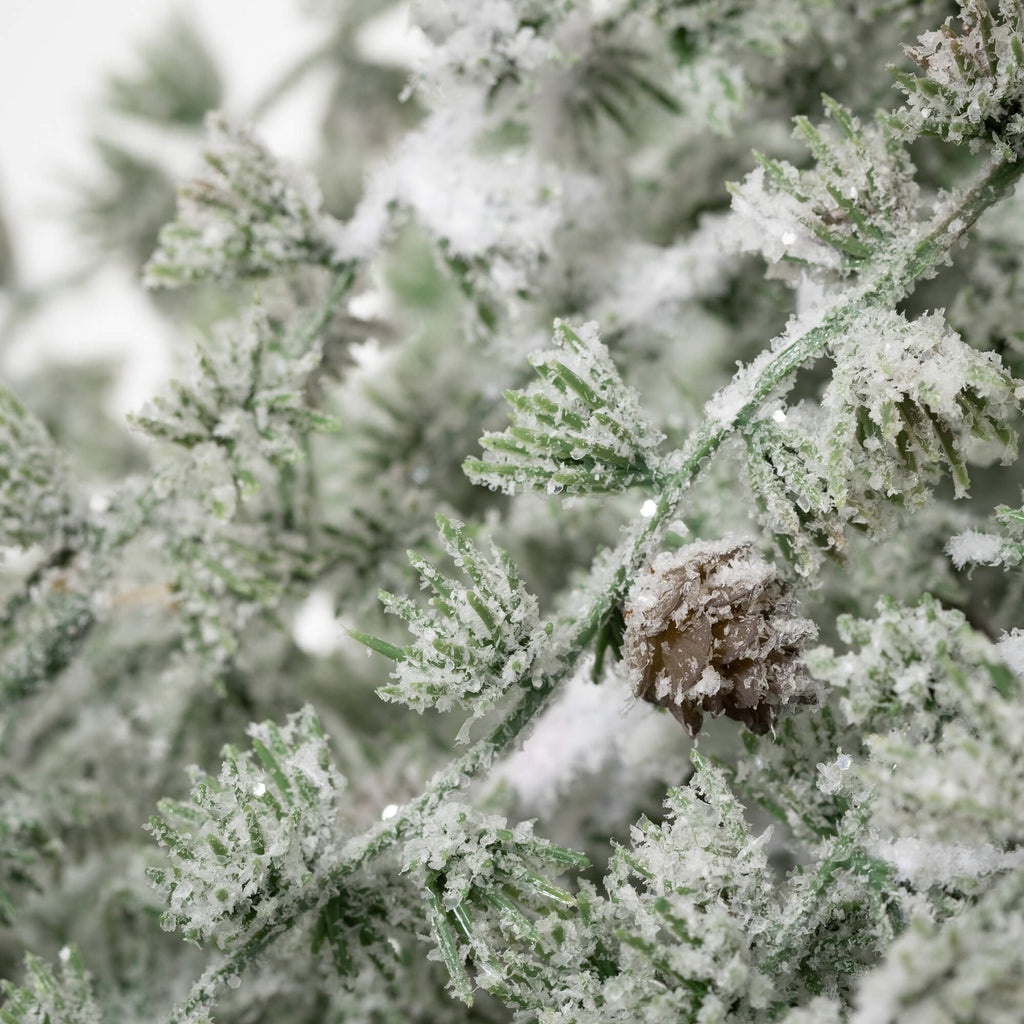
[
  {"x1": 351, "y1": 514, "x2": 550, "y2": 720},
  {"x1": 464, "y1": 319, "x2": 666, "y2": 496}
]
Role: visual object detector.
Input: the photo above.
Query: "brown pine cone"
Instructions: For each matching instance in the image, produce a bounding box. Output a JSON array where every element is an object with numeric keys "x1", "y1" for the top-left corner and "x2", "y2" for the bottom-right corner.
[{"x1": 622, "y1": 540, "x2": 817, "y2": 736}]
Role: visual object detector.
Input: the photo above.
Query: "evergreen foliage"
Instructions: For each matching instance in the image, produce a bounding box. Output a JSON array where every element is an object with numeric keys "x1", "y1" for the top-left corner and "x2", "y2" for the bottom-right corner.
[
  {"x1": 0, "y1": 387, "x2": 80, "y2": 552},
  {"x1": 0, "y1": 947, "x2": 101, "y2": 1024},
  {"x1": 890, "y1": 0, "x2": 1024, "y2": 153},
  {"x1": 146, "y1": 705, "x2": 347, "y2": 961},
  {"x1": 145, "y1": 115, "x2": 348, "y2": 287},
  {"x1": 3, "y1": 1, "x2": 1024, "y2": 1021},
  {"x1": 354, "y1": 514, "x2": 550, "y2": 719},
  {"x1": 464, "y1": 320, "x2": 666, "y2": 497},
  {"x1": 823, "y1": 308, "x2": 1019, "y2": 510},
  {"x1": 729, "y1": 99, "x2": 919, "y2": 279}
]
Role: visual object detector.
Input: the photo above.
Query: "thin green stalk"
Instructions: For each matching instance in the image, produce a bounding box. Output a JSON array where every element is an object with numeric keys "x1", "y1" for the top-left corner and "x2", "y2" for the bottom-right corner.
[
  {"x1": 295, "y1": 264, "x2": 357, "y2": 350},
  {"x1": 164, "y1": 151, "x2": 1024, "y2": 1024},
  {"x1": 247, "y1": 41, "x2": 339, "y2": 123}
]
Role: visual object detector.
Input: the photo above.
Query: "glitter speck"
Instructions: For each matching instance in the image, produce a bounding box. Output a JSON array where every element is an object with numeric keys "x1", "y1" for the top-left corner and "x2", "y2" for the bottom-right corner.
[
  {"x1": 640, "y1": 499, "x2": 657, "y2": 518},
  {"x1": 772, "y1": 409, "x2": 787, "y2": 423},
  {"x1": 381, "y1": 803, "x2": 399, "y2": 820},
  {"x1": 781, "y1": 231, "x2": 797, "y2": 245}
]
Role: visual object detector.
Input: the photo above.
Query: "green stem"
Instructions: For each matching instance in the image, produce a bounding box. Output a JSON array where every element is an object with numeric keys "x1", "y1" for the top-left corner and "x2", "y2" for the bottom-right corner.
[
  {"x1": 297, "y1": 264, "x2": 357, "y2": 350},
  {"x1": 164, "y1": 151, "x2": 1024, "y2": 1023},
  {"x1": 247, "y1": 41, "x2": 338, "y2": 123}
]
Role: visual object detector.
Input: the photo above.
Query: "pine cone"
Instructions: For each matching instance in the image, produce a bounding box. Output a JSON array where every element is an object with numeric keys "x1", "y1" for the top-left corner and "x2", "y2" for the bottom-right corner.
[{"x1": 622, "y1": 540, "x2": 817, "y2": 736}]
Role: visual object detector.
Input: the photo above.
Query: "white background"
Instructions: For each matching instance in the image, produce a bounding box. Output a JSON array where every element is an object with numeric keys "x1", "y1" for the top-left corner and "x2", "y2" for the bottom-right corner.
[
  {"x1": 0, "y1": 1, "x2": 377, "y2": 410},
  {"x1": 0, "y1": 0, "x2": 328, "y2": 281}
]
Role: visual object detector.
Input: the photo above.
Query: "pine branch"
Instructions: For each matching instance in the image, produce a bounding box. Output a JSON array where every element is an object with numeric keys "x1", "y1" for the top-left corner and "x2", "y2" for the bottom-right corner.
[
  {"x1": 537, "y1": 750, "x2": 778, "y2": 1020},
  {"x1": 742, "y1": 415, "x2": 847, "y2": 575},
  {"x1": 0, "y1": 784, "x2": 52, "y2": 926},
  {"x1": 144, "y1": 113, "x2": 350, "y2": 287},
  {"x1": 2, "y1": 266, "x2": 350, "y2": 707},
  {"x1": 763, "y1": 803, "x2": 900, "y2": 984},
  {"x1": 0, "y1": 591, "x2": 94, "y2": 708},
  {"x1": 464, "y1": 319, "x2": 666, "y2": 496},
  {"x1": 146, "y1": 705, "x2": 346, "y2": 952},
  {"x1": 823, "y1": 308, "x2": 1020, "y2": 514},
  {"x1": 0, "y1": 947, "x2": 101, "y2": 1024},
  {"x1": 729, "y1": 98, "x2": 918, "y2": 280},
  {"x1": 353, "y1": 514, "x2": 550, "y2": 720},
  {"x1": 402, "y1": 802, "x2": 589, "y2": 1007},
  {"x1": 849, "y1": 866, "x2": 1024, "y2": 1024},
  {"x1": 8, "y1": 2, "x2": 1024, "y2": 1020},
  {"x1": 131, "y1": 301, "x2": 340, "y2": 476},
  {"x1": 0, "y1": 384, "x2": 81, "y2": 552},
  {"x1": 164, "y1": 122, "x2": 1024, "y2": 1024},
  {"x1": 104, "y1": 13, "x2": 222, "y2": 127},
  {"x1": 890, "y1": 0, "x2": 1024, "y2": 155}
]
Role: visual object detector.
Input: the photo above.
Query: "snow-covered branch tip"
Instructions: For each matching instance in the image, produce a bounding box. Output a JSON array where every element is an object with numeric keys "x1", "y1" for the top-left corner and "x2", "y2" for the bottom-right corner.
[
  {"x1": 351, "y1": 514, "x2": 550, "y2": 722},
  {"x1": 464, "y1": 320, "x2": 666, "y2": 497},
  {"x1": 144, "y1": 113, "x2": 348, "y2": 287}
]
